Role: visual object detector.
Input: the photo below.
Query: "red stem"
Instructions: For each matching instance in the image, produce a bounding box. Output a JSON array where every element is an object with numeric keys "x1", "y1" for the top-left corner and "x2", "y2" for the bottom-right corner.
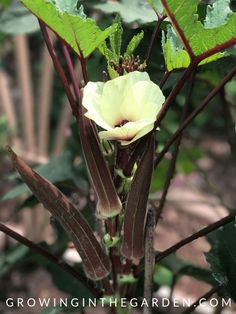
[
  {"x1": 155, "y1": 211, "x2": 236, "y2": 263},
  {"x1": 135, "y1": 211, "x2": 236, "y2": 276},
  {"x1": 39, "y1": 21, "x2": 78, "y2": 117},
  {"x1": 182, "y1": 285, "x2": 222, "y2": 314},
  {"x1": 154, "y1": 62, "x2": 197, "y2": 128},
  {"x1": 61, "y1": 42, "x2": 81, "y2": 111},
  {"x1": 155, "y1": 63, "x2": 236, "y2": 166},
  {"x1": 159, "y1": 71, "x2": 171, "y2": 89},
  {"x1": 102, "y1": 277, "x2": 114, "y2": 296},
  {"x1": 80, "y1": 56, "x2": 89, "y2": 85},
  {"x1": 0, "y1": 222, "x2": 101, "y2": 297},
  {"x1": 146, "y1": 15, "x2": 166, "y2": 66}
]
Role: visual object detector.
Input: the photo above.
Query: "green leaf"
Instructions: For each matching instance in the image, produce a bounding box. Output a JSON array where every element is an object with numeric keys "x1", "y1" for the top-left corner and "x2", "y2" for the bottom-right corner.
[
  {"x1": 0, "y1": 245, "x2": 29, "y2": 277},
  {"x1": 197, "y1": 69, "x2": 223, "y2": 87},
  {"x1": 0, "y1": 116, "x2": 10, "y2": 149},
  {"x1": 178, "y1": 265, "x2": 216, "y2": 285},
  {"x1": 204, "y1": 0, "x2": 232, "y2": 29},
  {"x1": 47, "y1": 263, "x2": 94, "y2": 301},
  {"x1": 148, "y1": 0, "x2": 164, "y2": 14},
  {"x1": 225, "y1": 80, "x2": 236, "y2": 104},
  {"x1": 3, "y1": 184, "x2": 31, "y2": 201},
  {"x1": 81, "y1": 205, "x2": 96, "y2": 229},
  {"x1": 125, "y1": 31, "x2": 144, "y2": 57},
  {"x1": 107, "y1": 64, "x2": 119, "y2": 79},
  {"x1": 176, "y1": 146, "x2": 204, "y2": 174},
  {"x1": 99, "y1": 42, "x2": 113, "y2": 60},
  {"x1": 160, "y1": 254, "x2": 216, "y2": 286},
  {"x1": 21, "y1": 0, "x2": 117, "y2": 58},
  {"x1": 162, "y1": 26, "x2": 190, "y2": 72},
  {"x1": 38, "y1": 304, "x2": 76, "y2": 314},
  {"x1": 162, "y1": 25, "x2": 226, "y2": 72},
  {"x1": 38, "y1": 308, "x2": 65, "y2": 314},
  {"x1": 20, "y1": 152, "x2": 73, "y2": 181},
  {"x1": 14, "y1": 195, "x2": 38, "y2": 213},
  {"x1": 150, "y1": 159, "x2": 169, "y2": 192},
  {"x1": 3, "y1": 152, "x2": 78, "y2": 200},
  {"x1": 0, "y1": 0, "x2": 39, "y2": 34},
  {"x1": 118, "y1": 273, "x2": 137, "y2": 284},
  {"x1": 206, "y1": 221, "x2": 236, "y2": 301},
  {"x1": 161, "y1": 0, "x2": 236, "y2": 60},
  {"x1": 152, "y1": 145, "x2": 203, "y2": 187},
  {"x1": 154, "y1": 265, "x2": 173, "y2": 286},
  {"x1": 47, "y1": 0, "x2": 82, "y2": 16},
  {"x1": 94, "y1": 0, "x2": 157, "y2": 25},
  {"x1": 109, "y1": 15, "x2": 123, "y2": 62},
  {"x1": 0, "y1": 0, "x2": 11, "y2": 10}
]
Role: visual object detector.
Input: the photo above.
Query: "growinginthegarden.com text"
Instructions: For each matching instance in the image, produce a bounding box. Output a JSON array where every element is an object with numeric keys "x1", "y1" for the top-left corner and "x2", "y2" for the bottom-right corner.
[{"x1": 4, "y1": 297, "x2": 233, "y2": 309}]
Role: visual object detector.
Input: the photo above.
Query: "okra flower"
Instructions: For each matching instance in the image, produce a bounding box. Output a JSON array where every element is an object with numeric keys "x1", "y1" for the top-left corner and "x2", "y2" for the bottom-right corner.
[{"x1": 82, "y1": 71, "x2": 165, "y2": 145}]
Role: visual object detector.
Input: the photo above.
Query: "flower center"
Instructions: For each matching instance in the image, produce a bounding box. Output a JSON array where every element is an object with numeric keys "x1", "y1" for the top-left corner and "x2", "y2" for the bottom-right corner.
[{"x1": 115, "y1": 120, "x2": 129, "y2": 127}]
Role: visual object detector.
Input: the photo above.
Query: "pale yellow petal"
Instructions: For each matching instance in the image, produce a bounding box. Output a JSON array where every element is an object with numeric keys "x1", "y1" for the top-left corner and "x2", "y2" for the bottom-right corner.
[
  {"x1": 82, "y1": 81, "x2": 104, "y2": 112},
  {"x1": 125, "y1": 71, "x2": 150, "y2": 84},
  {"x1": 121, "y1": 81, "x2": 165, "y2": 121},
  {"x1": 99, "y1": 71, "x2": 151, "y2": 126},
  {"x1": 82, "y1": 81, "x2": 112, "y2": 130},
  {"x1": 99, "y1": 119, "x2": 156, "y2": 146},
  {"x1": 99, "y1": 78, "x2": 127, "y2": 126},
  {"x1": 82, "y1": 71, "x2": 164, "y2": 145},
  {"x1": 84, "y1": 111, "x2": 112, "y2": 130},
  {"x1": 127, "y1": 123, "x2": 156, "y2": 145}
]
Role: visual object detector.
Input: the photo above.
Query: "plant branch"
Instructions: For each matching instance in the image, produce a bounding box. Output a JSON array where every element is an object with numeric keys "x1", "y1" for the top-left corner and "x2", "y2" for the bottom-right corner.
[
  {"x1": 155, "y1": 211, "x2": 236, "y2": 263},
  {"x1": 80, "y1": 56, "x2": 89, "y2": 85},
  {"x1": 39, "y1": 21, "x2": 78, "y2": 117},
  {"x1": 61, "y1": 42, "x2": 81, "y2": 113},
  {"x1": 155, "y1": 72, "x2": 195, "y2": 222},
  {"x1": 146, "y1": 15, "x2": 166, "y2": 66},
  {"x1": 75, "y1": 48, "x2": 89, "y2": 85},
  {"x1": 154, "y1": 62, "x2": 197, "y2": 128},
  {"x1": 182, "y1": 285, "x2": 222, "y2": 314},
  {"x1": 135, "y1": 211, "x2": 235, "y2": 276},
  {"x1": 0, "y1": 222, "x2": 101, "y2": 297},
  {"x1": 159, "y1": 71, "x2": 171, "y2": 89},
  {"x1": 60, "y1": 40, "x2": 100, "y2": 138},
  {"x1": 220, "y1": 88, "x2": 236, "y2": 156},
  {"x1": 155, "y1": 64, "x2": 236, "y2": 167}
]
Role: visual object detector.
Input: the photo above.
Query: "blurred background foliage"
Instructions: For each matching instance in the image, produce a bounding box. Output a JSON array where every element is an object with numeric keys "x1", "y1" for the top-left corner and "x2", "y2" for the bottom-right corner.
[{"x1": 0, "y1": 1, "x2": 236, "y2": 313}]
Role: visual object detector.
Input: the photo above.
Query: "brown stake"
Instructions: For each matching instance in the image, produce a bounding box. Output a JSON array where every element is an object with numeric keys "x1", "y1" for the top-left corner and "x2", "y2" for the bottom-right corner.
[
  {"x1": 143, "y1": 208, "x2": 156, "y2": 314},
  {"x1": 14, "y1": 35, "x2": 36, "y2": 159}
]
